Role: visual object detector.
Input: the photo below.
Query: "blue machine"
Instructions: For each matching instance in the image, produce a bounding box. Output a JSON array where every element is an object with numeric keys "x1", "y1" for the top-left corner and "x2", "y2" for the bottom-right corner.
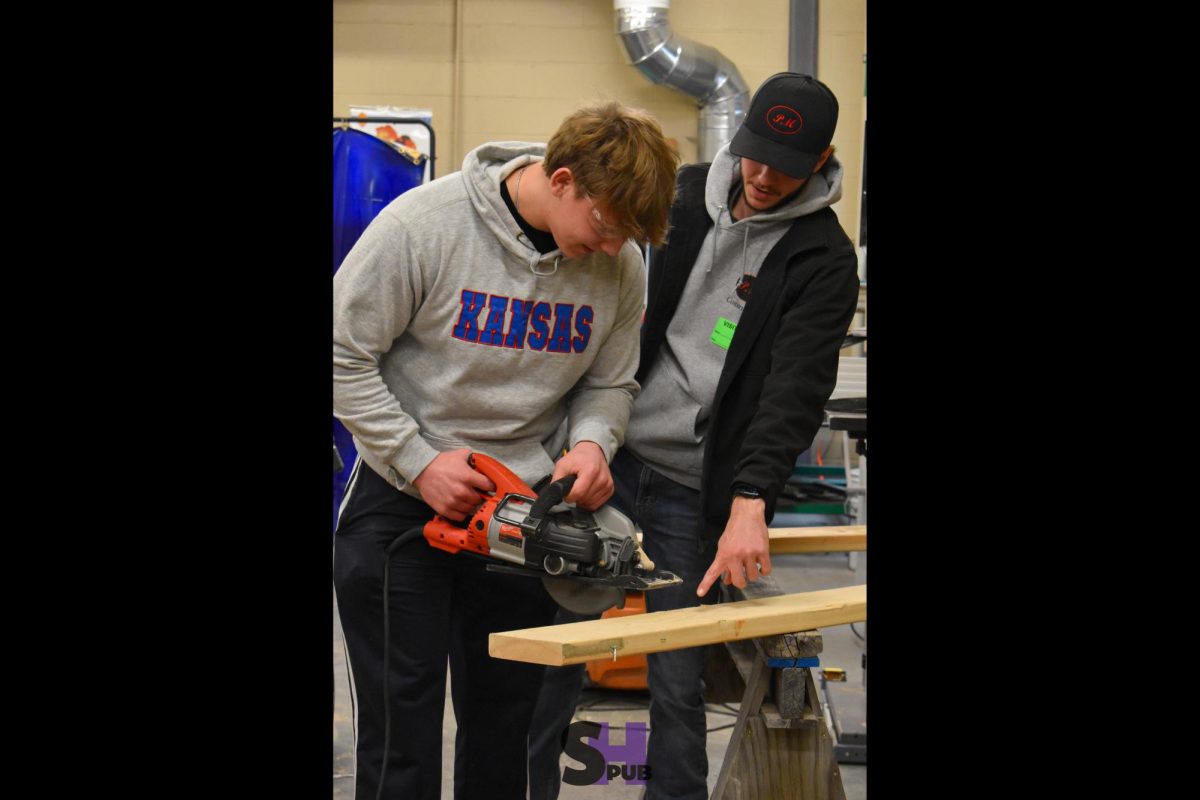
[{"x1": 332, "y1": 127, "x2": 426, "y2": 531}]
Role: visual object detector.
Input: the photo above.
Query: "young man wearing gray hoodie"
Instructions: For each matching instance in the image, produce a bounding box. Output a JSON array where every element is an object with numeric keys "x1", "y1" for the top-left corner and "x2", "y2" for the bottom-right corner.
[
  {"x1": 333, "y1": 102, "x2": 677, "y2": 800},
  {"x1": 529, "y1": 74, "x2": 861, "y2": 800}
]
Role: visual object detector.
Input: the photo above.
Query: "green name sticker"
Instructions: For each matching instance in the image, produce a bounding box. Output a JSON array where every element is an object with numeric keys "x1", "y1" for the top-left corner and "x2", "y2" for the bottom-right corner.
[{"x1": 711, "y1": 316, "x2": 737, "y2": 350}]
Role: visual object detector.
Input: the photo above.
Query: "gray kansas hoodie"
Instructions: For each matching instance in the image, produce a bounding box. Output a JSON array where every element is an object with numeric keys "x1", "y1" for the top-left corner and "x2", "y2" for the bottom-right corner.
[{"x1": 334, "y1": 142, "x2": 645, "y2": 496}]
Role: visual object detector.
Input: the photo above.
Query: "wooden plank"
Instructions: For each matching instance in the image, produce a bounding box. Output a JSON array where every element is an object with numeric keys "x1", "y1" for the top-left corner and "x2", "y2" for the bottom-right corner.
[
  {"x1": 724, "y1": 576, "x2": 824, "y2": 659},
  {"x1": 768, "y1": 526, "x2": 866, "y2": 553},
  {"x1": 488, "y1": 585, "x2": 866, "y2": 666},
  {"x1": 763, "y1": 666, "x2": 825, "y2": 729},
  {"x1": 636, "y1": 525, "x2": 864, "y2": 553},
  {"x1": 762, "y1": 630, "x2": 823, "y2": 661},
  {"x1": 773, "y1": 667, "x2": 807, "y2": 719}
]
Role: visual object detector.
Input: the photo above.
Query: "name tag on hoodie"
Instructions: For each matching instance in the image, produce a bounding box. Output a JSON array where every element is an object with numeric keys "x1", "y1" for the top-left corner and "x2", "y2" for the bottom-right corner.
[{"x1": 711, "y1": 316, "x2": 737, "y2": 349}]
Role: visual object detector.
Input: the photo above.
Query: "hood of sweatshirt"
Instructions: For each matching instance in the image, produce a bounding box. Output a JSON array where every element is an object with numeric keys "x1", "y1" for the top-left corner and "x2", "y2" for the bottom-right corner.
[
  {"x1": 461, "y1": 142, "x2": 566, "y2": 274},
  {"x1": 699, "y1": 143, "x2": 844, "y2": 273}
]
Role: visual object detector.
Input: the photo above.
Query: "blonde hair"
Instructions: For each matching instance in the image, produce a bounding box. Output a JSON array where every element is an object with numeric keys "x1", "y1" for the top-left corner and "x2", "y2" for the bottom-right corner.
[{"x1": 543, "y1": 101, "x2": 678, "y2": 246}]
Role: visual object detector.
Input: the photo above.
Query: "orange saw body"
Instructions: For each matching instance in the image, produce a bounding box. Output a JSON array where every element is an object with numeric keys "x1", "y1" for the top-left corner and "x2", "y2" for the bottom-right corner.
[
  {"x1": 422, "y1": 452, "x2": 681, "y2": 613},
  {"x1": 423, "y1": 453, "x2": 533, "y2": 560}
]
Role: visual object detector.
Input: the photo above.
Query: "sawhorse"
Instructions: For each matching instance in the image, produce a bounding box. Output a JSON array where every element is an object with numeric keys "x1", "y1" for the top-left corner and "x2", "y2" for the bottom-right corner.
[{"x1": 704, "y1": 576, "x2": 848, "y2": 800}]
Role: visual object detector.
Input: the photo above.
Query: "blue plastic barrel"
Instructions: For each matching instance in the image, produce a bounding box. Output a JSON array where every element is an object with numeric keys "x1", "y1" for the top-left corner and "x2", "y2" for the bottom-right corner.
[{"x1": 333, "y1": 128, "x2": 425, "y2": 531}]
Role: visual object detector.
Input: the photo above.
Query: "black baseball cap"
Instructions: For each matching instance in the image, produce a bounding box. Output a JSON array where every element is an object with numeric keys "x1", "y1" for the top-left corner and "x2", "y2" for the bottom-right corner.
[{"x1": 729, "y1": 72, "x2": 839, "y2": 179}]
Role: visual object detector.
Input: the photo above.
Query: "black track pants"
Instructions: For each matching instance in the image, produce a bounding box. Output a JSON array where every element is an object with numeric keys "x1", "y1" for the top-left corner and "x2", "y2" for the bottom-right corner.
[{"x1": 334, "y1": 462, "x2": 558, "y2": 800}]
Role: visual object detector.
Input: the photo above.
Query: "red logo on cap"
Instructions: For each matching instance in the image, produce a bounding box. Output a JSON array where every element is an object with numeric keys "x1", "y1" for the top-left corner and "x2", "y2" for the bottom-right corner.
[{"x1": 766, "y1": 105, "x2": 803, "y2": 135}]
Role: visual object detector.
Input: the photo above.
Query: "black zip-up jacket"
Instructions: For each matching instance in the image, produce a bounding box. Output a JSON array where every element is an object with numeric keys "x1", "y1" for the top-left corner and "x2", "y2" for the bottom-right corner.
[{"x1": 638, "y1": 163, "x2": 861, "y2": 547}]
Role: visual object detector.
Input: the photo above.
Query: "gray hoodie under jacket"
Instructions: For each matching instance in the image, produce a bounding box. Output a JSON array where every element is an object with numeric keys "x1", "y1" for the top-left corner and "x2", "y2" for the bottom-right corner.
[{"x1": 624, "y1": 144, "x2": 844, "y2": 490}]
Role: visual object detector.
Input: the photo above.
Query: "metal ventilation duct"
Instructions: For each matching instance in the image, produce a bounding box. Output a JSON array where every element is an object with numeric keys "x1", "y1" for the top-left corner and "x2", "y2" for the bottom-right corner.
[{"x1": 614, "y1": 0, "x2": 749, "y2": 161}]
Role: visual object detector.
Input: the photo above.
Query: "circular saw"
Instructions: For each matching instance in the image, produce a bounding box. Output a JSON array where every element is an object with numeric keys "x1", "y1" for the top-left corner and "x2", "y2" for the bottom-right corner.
[{"x1": 423, "y1": 452, "x2": 682, "y2": 613}]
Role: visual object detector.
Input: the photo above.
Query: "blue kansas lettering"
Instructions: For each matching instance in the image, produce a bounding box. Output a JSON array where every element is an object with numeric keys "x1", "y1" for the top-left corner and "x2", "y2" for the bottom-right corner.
[
  {"x1": 504, "y1": 299, "x2": 532, "y2": 349},
  {"x1": 478, "y1": 295, "x2": 510, "y2": 346},
  {"x1": 573, "y1": 306, "x2": 593, "y2": 353},
  {"x1": 547, "y1": 303, "x2": 574, "y2": 352},
  {"x1": 526, "y1": 302, "x2": 552, "y2": 351},
  {"x1": 453, "y1": 292, "x2": 592, "y2": 354},
  {"x1": 451, "y1": 290, "x2": 487, "y2": 342}
]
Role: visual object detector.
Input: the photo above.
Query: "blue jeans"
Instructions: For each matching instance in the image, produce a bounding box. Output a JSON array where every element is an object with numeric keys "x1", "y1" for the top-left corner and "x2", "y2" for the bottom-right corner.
[{"x1": 528, "y1": 448, "x2": 717, "y2": 800}]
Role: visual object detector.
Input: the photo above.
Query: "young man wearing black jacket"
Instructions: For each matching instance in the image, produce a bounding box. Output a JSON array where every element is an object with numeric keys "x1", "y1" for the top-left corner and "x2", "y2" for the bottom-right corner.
[{"x1": 529, "y1": 73, "x2": 861, "y2": 800}]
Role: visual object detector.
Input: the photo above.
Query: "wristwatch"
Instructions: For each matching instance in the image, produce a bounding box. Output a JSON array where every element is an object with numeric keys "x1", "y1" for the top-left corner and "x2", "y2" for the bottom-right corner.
[{"x1": 731, "y1": 482, "x2": 763, "y2": 500}]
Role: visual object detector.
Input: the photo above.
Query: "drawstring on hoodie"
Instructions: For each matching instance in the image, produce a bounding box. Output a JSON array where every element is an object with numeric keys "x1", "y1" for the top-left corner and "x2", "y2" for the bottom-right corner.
[
  {"x1": 531, "y1": 253, "x2": 559, "y2": 276},
  {"x1": 741, "y1": 226, "x2": 749, "y2": 274},
  {"x1": 513, "y1": 229, "x2": 560, "y2": 276},
  {"x1": 706, "y1": 205, "x2": 751, "y2": 276},
  {"x1": 706, "y1": 205, "x2": 724, "y2": 273}
]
